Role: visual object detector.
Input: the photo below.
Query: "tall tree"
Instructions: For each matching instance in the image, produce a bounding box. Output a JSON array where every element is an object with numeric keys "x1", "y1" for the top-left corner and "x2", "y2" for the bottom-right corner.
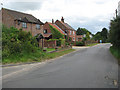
[
  {"x1": 76, "y1": 27, "x2": 91, "y2": 35},
  {"x1": 101, "y1": 28, "x2": 108, "y2": 42},
  {"x1": 109, "y1": 17, "x2": 120, "y2": 47},
  {"x1": 86, "y1": 32, "x2": 90, "y2": 40}
]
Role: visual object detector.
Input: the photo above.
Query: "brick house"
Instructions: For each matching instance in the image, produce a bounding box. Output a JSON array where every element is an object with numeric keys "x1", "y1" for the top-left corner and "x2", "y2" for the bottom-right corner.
[
  {"x1": 1, "y1": 8, "x2": 44, "y2": 36},
  {"x1": 43, "y1": 19, "x2": 66, "y2": 48},
  {"x1": 76, "y1": 35, "x2": 83, "y2": 42},
  {"x1": 55, "y1": 17, "x2": 76, "y2": 42},
  {"x1": 43, "y1": 19, "x2": 66, "y2": 39}
]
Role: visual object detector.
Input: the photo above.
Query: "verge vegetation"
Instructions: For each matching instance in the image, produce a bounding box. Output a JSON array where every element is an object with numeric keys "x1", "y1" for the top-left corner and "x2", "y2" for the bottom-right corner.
[
  {"x1": 109, "y1": 17, "x2": 120, "y2": 64},
  {"x1": 2, "y1": 26, "x2": 75, "y2": 64}
]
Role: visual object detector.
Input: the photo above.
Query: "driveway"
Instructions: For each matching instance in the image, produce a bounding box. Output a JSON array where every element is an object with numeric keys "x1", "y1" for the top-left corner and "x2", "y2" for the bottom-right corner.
[{"x1": 2, "y1": 43, "x2": 118, "y2": 88}]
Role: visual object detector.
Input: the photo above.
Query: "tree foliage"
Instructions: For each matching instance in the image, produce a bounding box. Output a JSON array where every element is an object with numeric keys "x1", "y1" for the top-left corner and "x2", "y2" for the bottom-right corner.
[
  {"x1": 76, "y1": 27, "x2": 91, "y2": 35},
  {"x1": 2, "y1": 26, "x2": 39, "y2": 59},
  {"x1": 93, "y1": 28, "x2": 108, "y2": 43},
  {"x1": 109, "y1": 17, "x2": 120, "y2": 47}
]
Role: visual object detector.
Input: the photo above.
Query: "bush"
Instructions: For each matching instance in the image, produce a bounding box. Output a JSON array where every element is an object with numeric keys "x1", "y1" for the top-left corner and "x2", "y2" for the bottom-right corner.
[
  {"x1": 2, "y1": 26, "x2": 39, "y2": 59},
  {"x1": 76, "y1": 41, "x2": 84, "y2": 46}
]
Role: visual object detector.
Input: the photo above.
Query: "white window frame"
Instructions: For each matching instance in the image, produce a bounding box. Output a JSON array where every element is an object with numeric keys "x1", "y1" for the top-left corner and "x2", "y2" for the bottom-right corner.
[
  {"x1": 73, "y1": 37, "x2": 75, "y2": 41},
  {"x1": 70, "y1": 31, "x2": 72, "y2": 35},
  {"x1": 22, "y1": 22, "x2": 27, "y2": 28},
  {"x1": 44, "y1": 29, "x2": 47, "y2": 34},
  {"x1": 73, "y1": 31, "x2": 75, "y2": 35},
  {"x1": 36, "y1": 24, "x2": 40, "y2": 30}
]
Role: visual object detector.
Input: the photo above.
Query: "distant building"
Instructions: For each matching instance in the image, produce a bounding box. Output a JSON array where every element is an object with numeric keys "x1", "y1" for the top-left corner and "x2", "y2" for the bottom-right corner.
[
  {"x1": 76, "y1": 35, "x2": 83, "y2": 42},
  {"x1": 118, "y1": 1, "x2": 120, "y2": 16}
]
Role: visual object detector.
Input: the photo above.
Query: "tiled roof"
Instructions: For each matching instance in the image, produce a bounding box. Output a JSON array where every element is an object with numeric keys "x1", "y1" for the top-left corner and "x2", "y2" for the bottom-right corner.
[
  {"x1": 59, "y1": 20, "x2": 76, "y2": 31},
  {"x1": 48, "y1": 22, "x2": 66, "y2": 35},
  {"x1": 2, "y1": 8, "x2": 44, "y2": 25}
]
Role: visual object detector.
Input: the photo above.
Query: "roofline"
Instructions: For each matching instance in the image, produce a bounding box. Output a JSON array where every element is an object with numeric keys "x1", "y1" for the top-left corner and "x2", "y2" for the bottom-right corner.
[
  {"x1": 2, "y1": 8, "x2": 44, "y2": 25},
  {"x1": 55, "y1": 20, "x2": 76, "y2": 31}
]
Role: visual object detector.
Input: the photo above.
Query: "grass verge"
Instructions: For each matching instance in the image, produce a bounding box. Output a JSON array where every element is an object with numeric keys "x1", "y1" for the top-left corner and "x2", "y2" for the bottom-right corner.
[
  {"x1": 46, "y1": 48, "x2": 55, "y2": 52},
  {"x1": 86, "y1": 43, "x2": 99, "y2": 46},
  {"x1": 2, "y1": 48, "x2": 75, "y2": 64},
  {"x1": 110, "y1": 46, "x2": 120, "y2": 64}
]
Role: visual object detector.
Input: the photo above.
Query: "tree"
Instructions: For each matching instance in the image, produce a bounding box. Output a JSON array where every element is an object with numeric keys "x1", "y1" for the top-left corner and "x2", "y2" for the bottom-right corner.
[
  {"x1": 101, "y1": 28, "x2": 108, "y2": 42},
  {"x1": 76, "y1": 27, "x2": 91, "y2": 35},
  {"x1": 109, "y1": 17, "x2": 120, "y2": 47},
  {"x1": 86, "y1": 32, "x2": 90, "y2": 40},
  {"x1": 93, "y1": 28, "x2": 108, "y2": 43}
]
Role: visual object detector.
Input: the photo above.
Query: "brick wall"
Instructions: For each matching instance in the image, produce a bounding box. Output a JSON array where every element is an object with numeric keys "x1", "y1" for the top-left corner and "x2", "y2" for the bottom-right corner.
[
  {"x1": 15, "y1": 20, "x2": 43, "y2": 36},
  {"x1": 2, "y1": 8, "x2": 15, "y2": 28},
  {"x1": 1, "y1": 8, "x2": 43, "y2": 37},
  {"x1": 76, "y1": 35, "x2": 83, "y2": 42},
  {"x1": 44, "y1": 40, "x2": 56, "y2": 48},
  {"x1": 43, "y1": 22, "x2": 52, "y2": 34}
]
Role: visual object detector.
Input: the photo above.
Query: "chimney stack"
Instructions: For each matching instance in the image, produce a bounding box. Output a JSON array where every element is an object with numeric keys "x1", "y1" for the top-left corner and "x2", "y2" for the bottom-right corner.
[
  {"x1": 52, "y1": 19, "x2": 54, "y2": 24},
  {"x1": 61, "y1": 16, "x2": 64, "y2": 23}
]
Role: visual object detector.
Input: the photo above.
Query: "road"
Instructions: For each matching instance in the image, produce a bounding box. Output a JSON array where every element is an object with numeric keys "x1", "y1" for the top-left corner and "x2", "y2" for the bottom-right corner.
[{"x1": 2, "y1": 44, "x2": 118, "y2": 88}]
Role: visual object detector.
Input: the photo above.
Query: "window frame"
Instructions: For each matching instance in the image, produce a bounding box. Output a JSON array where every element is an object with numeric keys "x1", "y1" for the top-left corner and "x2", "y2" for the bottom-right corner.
[
  {"x1": 22, "y1": 22, "x2": 27, "y2": 28},
  {"x1": 73, "y1": 37, "x2": 75, "y2": 41},
  {"x1": 44, "y1": 29, "x2": 47, "y2": 34},
  {"x1": 36, "y1": 24, "x2": 40, "y2": 30}
]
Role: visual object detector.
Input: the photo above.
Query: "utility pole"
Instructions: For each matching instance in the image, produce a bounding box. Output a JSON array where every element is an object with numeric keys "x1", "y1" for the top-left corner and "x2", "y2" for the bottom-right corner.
[{"x1": 115, "y1": 9, "x2": 118, "y2": 18}]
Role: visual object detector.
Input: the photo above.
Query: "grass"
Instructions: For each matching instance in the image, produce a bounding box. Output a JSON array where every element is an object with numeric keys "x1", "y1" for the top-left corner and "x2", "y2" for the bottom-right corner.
[
  {"x1": 2, "y1": 48, "x2": 75, "y2": 64},
  {"x1": 110, "y1": 46, "x2": 120, "y2": 64},
  {"x1": 86, "y1": 43, "x2": 99, "y2": 46},
  {"x1": 46, "y1": 48, "x2": 55, "y2": 52}
]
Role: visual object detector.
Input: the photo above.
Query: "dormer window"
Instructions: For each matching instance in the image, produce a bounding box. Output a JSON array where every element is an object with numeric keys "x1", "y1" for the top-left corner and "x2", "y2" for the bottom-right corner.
[
  {"x1": 22, "y1": 22, "x2": 27, "y2": 28},
  {"x1": 36, "y1": 24, "x2": 40, "y2": 30}
]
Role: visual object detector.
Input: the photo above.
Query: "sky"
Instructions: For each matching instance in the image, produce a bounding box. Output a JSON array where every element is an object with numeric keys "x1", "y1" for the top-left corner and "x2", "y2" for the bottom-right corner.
[{"x1": 0, "y1": 0, "x2": 119, "y2": 34}]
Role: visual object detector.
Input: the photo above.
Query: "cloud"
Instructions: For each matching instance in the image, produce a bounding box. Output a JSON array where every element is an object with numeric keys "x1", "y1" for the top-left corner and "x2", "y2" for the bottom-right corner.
[
  {"x1": 1, "y1": 0, "x2": 119, "y2": 34},
  {"x1": 2, "y1": 2, "x2": 42, "y2": 11}
]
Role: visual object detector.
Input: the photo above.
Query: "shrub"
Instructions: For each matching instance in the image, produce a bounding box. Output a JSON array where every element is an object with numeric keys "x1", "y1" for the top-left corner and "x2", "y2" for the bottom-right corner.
[
  {"x1": 2, "y1": 26, "x2": 39, "y2": 59},
  {"x1": 76, "y1": 41, "x2": 84, "y2": 46}
]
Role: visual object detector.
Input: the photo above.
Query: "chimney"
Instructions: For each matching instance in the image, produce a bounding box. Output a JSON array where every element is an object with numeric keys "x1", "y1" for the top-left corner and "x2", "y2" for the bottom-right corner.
[
  {"x1": 61, "y1": 17, "x2": 64, "y2": 23},
  {"x1": 52, "y1": 19, "x2": 54, "y2": 24}
]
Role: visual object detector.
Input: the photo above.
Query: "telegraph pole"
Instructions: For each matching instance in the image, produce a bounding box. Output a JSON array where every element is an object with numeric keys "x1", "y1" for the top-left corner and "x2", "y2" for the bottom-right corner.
[{"x1": 115, "y1": 9, "x2": 118, "y2": 18}]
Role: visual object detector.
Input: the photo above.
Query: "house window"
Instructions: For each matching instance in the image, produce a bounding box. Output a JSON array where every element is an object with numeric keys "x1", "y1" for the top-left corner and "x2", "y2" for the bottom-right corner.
[
  {"x1": 73, "y1": 37, "x2": 75, "y2": 41},
  {"x1": 44, "y1": 29, "x2": 47, "y2": 34},
  {"x1": 70, "y1": 31, "x2": 72, "y2": 35},
  {"x1": 18, "y1": 21, "x2": 20, "y2": 25},
  {"x1": 73, "y1": 31, "x2": 75, "y2": 35},
  {"x1": 22, "y1": 22, "x2": 27, "y2": 28},
  {"x1": 36, "y1": 24, "x2": 40, "y2": 29},
  {"x1": 76, "y1": 38, "x2": 78, "y2": 41}
]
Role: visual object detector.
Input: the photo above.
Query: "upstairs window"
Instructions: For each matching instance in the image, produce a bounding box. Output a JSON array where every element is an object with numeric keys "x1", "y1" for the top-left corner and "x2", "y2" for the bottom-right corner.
[
  {"x1": 73, "y1": 31, "x2": 75, "y2": 35},
  {"x1": 22, "y1": 22, "x2": 27, "y2": 28},
  {"x1": 36, "y1": 24, "x2": 40, "y2": 30},
  {"x1": 44, "y1": 29, "x2": 47, "y2": 34},
  {"x1": 70, "y1": 31, "x2": 72, "y2": 35},
  {"x1": 73, "y1": 37, "x2": 75, "y2": 41}
]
